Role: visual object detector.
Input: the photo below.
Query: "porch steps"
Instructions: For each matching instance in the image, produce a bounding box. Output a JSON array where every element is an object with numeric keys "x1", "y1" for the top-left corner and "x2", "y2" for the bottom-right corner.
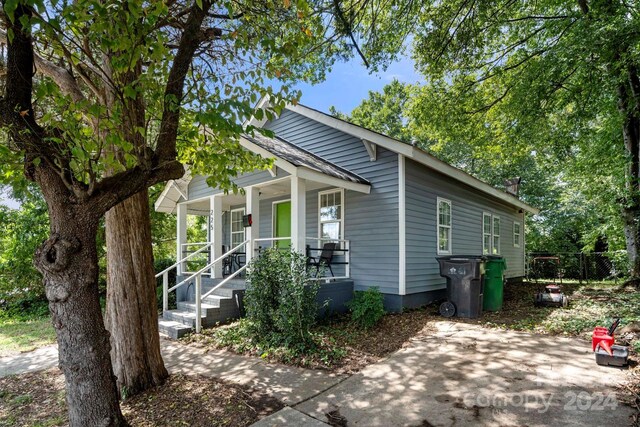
[
  {"x1": 158, "y1": 319, "x2": 192, "y2": 340},
  {"x1": 158, "y1": 281, "x2": 245, "y2": 339}
]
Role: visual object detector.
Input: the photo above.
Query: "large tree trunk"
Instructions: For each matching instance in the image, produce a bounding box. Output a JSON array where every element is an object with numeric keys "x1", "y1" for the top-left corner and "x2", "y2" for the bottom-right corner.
[
  {"x1": 618, "y1": 67, "x2": 640, "y2": 280},
  {"x1": 105, "y1": 189, "x2": 168, "y2": 397},
  {"x1": 35, "y1": 172, "x2": 127, "y2": 426}
]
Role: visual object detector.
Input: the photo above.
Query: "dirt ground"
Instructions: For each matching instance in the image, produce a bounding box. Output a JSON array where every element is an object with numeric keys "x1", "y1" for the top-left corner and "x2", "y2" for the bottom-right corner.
[{"x1": 0, "y1": 369, "x2": 282, "y2": 426}]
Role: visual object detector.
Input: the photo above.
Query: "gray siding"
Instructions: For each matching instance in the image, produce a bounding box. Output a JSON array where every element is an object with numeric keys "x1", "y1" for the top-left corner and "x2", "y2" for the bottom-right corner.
[
  {"x1": 265, "y1": 110, "x2": 400, "y2": 294},
  {"x1": 188, "y1": 168, "x2": 288, "y2": 200},
  {"x1": 405, "y1": 158, "x2": 526, "y2": 295}
]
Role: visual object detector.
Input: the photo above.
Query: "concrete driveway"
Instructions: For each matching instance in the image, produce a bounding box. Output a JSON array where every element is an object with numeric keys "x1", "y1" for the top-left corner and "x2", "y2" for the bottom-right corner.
[{"x1": 291, "y1": 321, "x2": 635, "y2": 426}]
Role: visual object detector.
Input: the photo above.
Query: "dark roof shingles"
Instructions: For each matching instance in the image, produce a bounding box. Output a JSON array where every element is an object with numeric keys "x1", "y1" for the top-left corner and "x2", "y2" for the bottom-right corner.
[{"x1": 243, "y1": 133, "x2": 370, "y2": 186}]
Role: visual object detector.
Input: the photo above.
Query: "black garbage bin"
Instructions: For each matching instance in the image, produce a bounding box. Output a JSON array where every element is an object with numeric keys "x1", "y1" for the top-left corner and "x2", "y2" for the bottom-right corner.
[{"x1": 436, "y1": 256, "x2": 485, "y2": 318}]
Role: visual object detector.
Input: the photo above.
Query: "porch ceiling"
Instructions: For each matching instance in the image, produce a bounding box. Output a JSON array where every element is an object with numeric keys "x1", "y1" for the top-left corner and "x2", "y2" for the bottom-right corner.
[{"x1": 184, "y1": 177, "x2": 331, "y2": 215}]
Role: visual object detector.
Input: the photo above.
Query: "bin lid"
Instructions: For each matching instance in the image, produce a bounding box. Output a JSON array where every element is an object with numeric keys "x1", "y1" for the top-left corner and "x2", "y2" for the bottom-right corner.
[
  {"x1": 436, "y1": 255, "x2": 487, "y2": 261},
  {"x1": 485, "y1": 256, "x2": 506, "y2": 266}
]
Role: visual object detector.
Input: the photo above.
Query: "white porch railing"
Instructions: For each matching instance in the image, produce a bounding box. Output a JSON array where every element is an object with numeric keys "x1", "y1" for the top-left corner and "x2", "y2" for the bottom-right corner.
[
  {"x1": 158, "y1": 239, "x2": 248, "y2": 333},
  {"x1": 155, "y1": 242, "x2": 213, "y2": 311},
  {"x1": 179, "y1": 242, "x2": 211, "y2": 273},
  {"x1": 306, "y1": 237, "x2": 350, "y2": 281},
  {"x1": 251, "y1": 237, "x2": 351, "y2": 281}
]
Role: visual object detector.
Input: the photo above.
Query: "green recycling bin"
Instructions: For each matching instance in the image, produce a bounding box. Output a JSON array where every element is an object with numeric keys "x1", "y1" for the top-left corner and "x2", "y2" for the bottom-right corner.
[{"x1": 483, "y1": 256, "x2": 506, "y2": 311}]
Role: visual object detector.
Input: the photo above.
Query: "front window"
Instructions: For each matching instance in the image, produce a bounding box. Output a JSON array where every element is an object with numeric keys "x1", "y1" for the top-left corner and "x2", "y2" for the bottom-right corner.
[
  {"x1": 230, "y1": 208, "x2": 245, "y2": 247},
  {"x1": 319, "y1": 189, "x2": 343, "y2": 241},
  {"x1": 437, "y1": 198, "x2": 452, "y2": 254},
  {"x1": 514, "y1": 221, "x2": 521, "y2": 248}
]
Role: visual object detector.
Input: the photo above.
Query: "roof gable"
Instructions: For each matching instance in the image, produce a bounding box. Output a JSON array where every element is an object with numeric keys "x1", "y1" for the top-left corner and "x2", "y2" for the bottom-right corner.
[{"x1": 265, "y1": 101, "x2": 538, "y2": 215}]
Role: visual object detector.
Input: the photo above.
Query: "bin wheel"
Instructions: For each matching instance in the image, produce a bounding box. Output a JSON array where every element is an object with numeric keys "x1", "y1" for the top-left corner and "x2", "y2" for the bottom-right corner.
[{"x1": 440, "y1": 301, "x2": 456, "y2": 318}]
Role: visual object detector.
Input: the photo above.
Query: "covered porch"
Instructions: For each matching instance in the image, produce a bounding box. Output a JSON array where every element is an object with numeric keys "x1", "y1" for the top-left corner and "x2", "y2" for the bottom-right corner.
[
  {"x1": 175, "y1": 174, "x2": 355, "y2": 281},
  {"x1": 159, "y1": 132, "x2": 372, "y2": 282},
  {"x1": 155, "y1": 133, "x2": 371, "y2": 333}
]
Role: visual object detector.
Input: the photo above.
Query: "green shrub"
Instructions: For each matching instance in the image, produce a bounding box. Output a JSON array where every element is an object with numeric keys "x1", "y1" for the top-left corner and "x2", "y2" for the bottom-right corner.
[
  {"x1": 244, "y1": 249, "x2": 319, "y2": 350},
  {"x1": 347, "y1": 287, "x2": 386, "y2": 329}
]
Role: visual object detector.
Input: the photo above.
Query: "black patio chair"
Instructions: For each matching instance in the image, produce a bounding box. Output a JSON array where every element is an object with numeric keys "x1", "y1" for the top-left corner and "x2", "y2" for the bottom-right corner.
[{"x1": 308, "y1": 242, "x2": 338, "y2": 277}]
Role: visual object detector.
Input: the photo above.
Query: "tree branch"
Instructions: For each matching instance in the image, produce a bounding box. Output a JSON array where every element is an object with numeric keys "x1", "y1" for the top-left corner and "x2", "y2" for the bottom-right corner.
[
  {"x1": 577, "y1": 0, "x2": 589, "y2": 15},
  {"x1": 0, "y1": 28, "x2": 86, "y2": 103},
  {"x1": 332, "y1": 0, "x2": 370, "y2": 68},
  {"x1": 155, "y1": 0, "x2": 212, "y2": 163}
]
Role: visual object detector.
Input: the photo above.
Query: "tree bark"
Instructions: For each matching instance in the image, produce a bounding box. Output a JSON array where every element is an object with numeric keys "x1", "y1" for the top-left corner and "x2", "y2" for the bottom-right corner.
[
  {"x1": 104, "y1": 189, "x2": 168, "y2": 397},
  {"x1": 618, "y1": 68, "x2": 640, "y2": 279},
  {"x1": 34, "y1": 170, "x2": 128, "y2": 426}
]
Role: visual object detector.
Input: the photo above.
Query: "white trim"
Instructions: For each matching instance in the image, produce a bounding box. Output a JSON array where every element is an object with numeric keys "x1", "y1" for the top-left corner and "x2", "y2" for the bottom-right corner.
[
  {"x1": 272, "y1": 199, "x2": 291, "y2": 239},
  {"x1": 362, "y1": 139, "x2": 377, "y2": 161},
  {"x1": 436, "y1": 197, "x2": 452, "y2": 255},
  {"x1": 513, "y1": 221, "x2": 521, "y2": 248},
  {"x1": 482, "y1": 212, "x2": 492, "y2": 255},
  {"x1": 245, "y1": 186, "x2": 260, "y2": 263},
  {"x1": 267, "y1": 166, "x2": 277, "y2": 178},
  {"x1": 398, "y1": 155, "x2": 406, "y2": 295},
  {"x1": 297, "y1": 168, "x2": 370, "y2": 194},
  {"x1": 210, "y1": 195, "x2": 223, "y2": 278},
  {"x1": 245, "y1": 94, "x2": 272, "y2": 128},
  {"x1": 318, "y1": 188, "x2": 345, "y2": 243},
  {"x1": 176, "y1": 203, "x2": 188, "y2": 274},
  {"x1": 291, "y1": 176, "x2": 307, "y2": 252},
  {"x1": 284, "y1": 102, "x2": 539, "y2": 215},
  {"x1": 230, "y1": 207, "x2": 246, "y2": 249},
  {"x1": 492, "y1": 215, "x2": 501, "y2": 255}
]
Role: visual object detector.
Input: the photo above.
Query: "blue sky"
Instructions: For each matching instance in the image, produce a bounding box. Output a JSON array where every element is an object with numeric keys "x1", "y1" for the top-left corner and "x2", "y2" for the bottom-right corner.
[{"x1": 294, "y1": 54, "x2": 421, "y2": 113}]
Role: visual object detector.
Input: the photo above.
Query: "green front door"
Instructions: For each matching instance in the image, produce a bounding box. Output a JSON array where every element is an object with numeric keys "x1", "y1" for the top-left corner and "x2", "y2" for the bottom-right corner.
[{"x1": 274, "y1": 201, "x2": 291, "y2": 249}]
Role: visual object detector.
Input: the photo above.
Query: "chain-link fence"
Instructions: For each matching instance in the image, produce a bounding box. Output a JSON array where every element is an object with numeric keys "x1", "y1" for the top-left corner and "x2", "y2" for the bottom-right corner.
[{"x1": 526, "y1": 251, "x2": 630, "y2": 284}]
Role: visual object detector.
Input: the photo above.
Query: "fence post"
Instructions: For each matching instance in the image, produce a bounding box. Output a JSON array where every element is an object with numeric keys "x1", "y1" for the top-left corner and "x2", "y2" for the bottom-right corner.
[
  {"x1": 195, "y1": 274, "x2": 202, "y2": 334},
  {"x1": 579, "y1": 253, "x2": 583, "y2": 285}
]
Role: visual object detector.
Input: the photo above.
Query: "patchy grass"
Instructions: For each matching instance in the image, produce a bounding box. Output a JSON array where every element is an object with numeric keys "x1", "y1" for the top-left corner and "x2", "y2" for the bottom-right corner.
[
  {"x1": 446, "y1": 280, "x2": 640, "y2": 339},
  {"x1": 0, "y1": 315, "x2": 56, "y2": 357},
  {"x1": 0, "y1": 369, "x2": 282, "y2": 427},
  {"x1": 183, "y1": 310, "x2": 436, "y2": 374}
]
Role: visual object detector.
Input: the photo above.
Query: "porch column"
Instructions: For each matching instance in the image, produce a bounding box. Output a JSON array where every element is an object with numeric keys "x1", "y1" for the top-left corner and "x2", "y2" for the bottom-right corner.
[
  {"x1": 176, "y1": 203, "x2": 187, "y2": 275},
  {"x1": 291, "y1": 176, "x2": 306, "y2": 252},
  {"x1": 246, "y1": 186, "x2": 260, "y2": 262},
  {"x1": 210, "y1": 195, "x2": 223, "y2": 278}
]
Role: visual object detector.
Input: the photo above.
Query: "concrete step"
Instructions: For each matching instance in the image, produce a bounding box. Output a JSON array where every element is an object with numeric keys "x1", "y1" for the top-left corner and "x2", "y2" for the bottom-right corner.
[
  {"x1": 163, "y1": 310, "x2": 206, "y2": 327},
  {"x1": 202, "y1": 294, "x2": 234, "y2": 306},
  {"x1": 158, "y1": 319, "x2": 192, "y2": 339},
  {"x1": 177, "y1": 301, "x2": 220, "y2": 312},
  {"x1": 201, "y1": 286, "x2": 234, "y2": 298}
]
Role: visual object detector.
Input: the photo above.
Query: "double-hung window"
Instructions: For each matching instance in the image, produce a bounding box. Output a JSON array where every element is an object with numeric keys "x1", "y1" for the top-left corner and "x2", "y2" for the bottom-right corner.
[
  {"x1": 513, "y1": 221, "x2": 521, "y2": 248},
  {"x1": 483, "y1": 212, "x2": 501, "y2": 254},
  {"x1": 482, "y1": 213, "x2": 492, "y2": 255},
  {"x1": 492, "y1": 216, "x2": 501, "y2": 254},
  {"x1": 319, "y1": 189, "x2": 343, "y2": 241},
  {"x1": 437, "y1": 198, "x2": 452, "y2": 254},
  {"x1": 230, "y1": 208, "x2": 245, "y2": 248}
]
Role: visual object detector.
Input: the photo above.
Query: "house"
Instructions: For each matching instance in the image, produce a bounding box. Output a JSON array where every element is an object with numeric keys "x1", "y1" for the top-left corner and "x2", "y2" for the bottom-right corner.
[{"x1": 154, "y1": 97, "x2": 539, "y2": 338}]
